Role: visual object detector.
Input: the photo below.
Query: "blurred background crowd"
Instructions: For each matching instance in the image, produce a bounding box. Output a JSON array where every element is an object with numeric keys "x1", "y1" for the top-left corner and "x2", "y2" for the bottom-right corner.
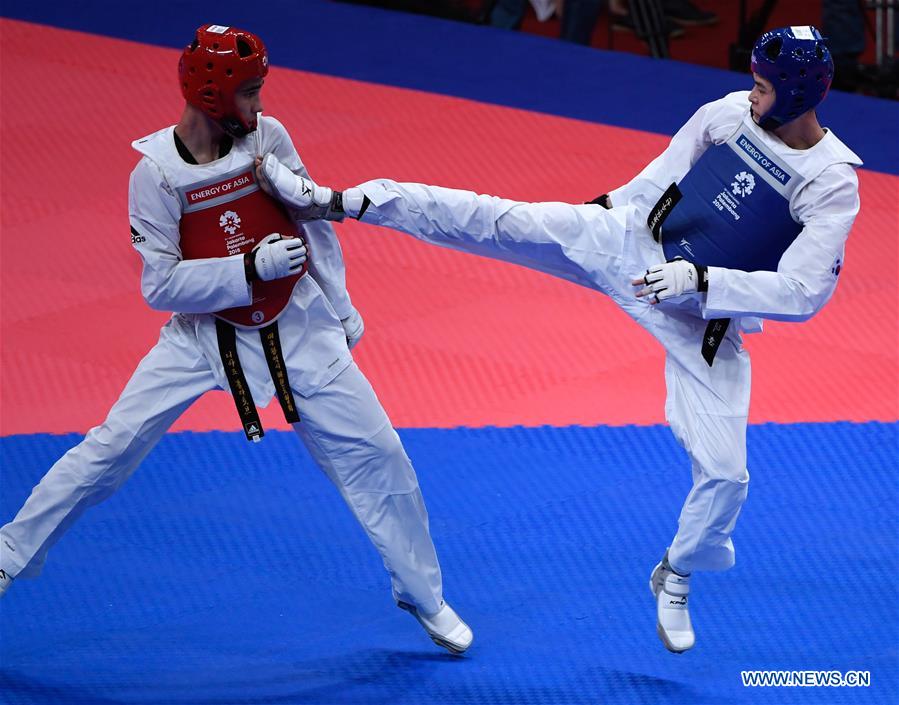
[{"x1": 339, "y1": 0, "x2": 898, "y2": 98}]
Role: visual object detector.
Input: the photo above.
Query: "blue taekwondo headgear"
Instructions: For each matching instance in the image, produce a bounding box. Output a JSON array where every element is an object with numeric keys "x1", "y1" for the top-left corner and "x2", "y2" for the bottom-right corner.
[{"x1": 750, "y1": 26, "x2": 834, "y2": 130}]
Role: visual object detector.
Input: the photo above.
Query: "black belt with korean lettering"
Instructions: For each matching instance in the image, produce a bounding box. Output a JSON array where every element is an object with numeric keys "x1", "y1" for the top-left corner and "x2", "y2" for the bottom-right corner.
[
  {"x1": 215, "y1": 318, "x2": 300, "y2": 442},
  {"x1": 648, "y1": 184, "x2": 731, "y2": 367}
]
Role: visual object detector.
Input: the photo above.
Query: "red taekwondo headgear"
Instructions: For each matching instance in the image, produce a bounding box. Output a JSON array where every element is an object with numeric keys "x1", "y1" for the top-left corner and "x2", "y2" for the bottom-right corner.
[{"x1": 179, "y1": 24, "x2": 269, "y2": 137}]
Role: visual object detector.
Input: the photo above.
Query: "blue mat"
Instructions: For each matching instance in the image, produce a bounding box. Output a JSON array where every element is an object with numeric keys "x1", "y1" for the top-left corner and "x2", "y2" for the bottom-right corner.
[{"x1": 2, "y1": 423, "x2": 896, "y2": 704}]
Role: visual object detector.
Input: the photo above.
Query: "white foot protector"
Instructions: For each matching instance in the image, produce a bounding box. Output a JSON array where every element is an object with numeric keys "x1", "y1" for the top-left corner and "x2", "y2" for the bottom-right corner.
[
  {"x1": 650, "y1": 558, "x2": 695, "y2": 653},
  {"x1": 398, "y1": 600, "x2": 473, "y2": 655},
  {"x1": 0, "y1": 568, "x2": 13, "y2": 598}
]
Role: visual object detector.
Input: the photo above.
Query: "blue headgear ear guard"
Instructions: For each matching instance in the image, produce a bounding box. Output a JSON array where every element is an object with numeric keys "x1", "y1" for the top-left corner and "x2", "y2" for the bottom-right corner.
[{"x1": 750, "y1": 26, "x2": 834, "y2": 131}]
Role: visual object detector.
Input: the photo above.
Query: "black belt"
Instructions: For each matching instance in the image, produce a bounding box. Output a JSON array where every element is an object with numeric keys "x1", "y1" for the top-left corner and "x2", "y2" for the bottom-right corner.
[
  {"x1": 647, "y1": 182, "x2": 682, "y2": 243},
  {"x1": 215, "y1": 318, "x2": 300, "y2": 442},
  {"x1": 701, "y1": 318, "x2": 730, "y2": 367},
  {"x1": 648, "y1": 185, "x2": 730, "y2": 367}
]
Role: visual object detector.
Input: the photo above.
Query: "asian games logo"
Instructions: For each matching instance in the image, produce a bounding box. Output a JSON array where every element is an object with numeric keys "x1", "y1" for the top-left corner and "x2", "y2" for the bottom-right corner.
[
  {"x1": 731, "y1": 171, "x2": 756, "y2": 198},
  {"x1": 219, "y1": 210, "x2": 241, "y2": 235}
]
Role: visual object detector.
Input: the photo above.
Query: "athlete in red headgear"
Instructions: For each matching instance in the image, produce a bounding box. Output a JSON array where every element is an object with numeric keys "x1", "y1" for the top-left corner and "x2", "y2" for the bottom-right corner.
[
  {"x1": 0, "y1": 24, "x2": 473, "y2": 656},
  {"x1": 178, "y1": 24, "x2": 270, "y2": 138}
]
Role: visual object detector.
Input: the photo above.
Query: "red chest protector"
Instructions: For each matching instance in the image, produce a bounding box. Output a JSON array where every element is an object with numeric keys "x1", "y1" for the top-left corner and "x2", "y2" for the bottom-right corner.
[{"x1": 177, "y1": 165, "x2": 306, "y2": 328}]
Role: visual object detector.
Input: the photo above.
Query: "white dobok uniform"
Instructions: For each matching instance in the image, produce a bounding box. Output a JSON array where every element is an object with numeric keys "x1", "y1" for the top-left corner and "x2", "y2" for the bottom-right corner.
[
  {"x1": 351, "y1": 91, "x2": 861, "y2": 574},
  {"x1": 0, "y1": 116, "x2": 443, "y2": 614}
]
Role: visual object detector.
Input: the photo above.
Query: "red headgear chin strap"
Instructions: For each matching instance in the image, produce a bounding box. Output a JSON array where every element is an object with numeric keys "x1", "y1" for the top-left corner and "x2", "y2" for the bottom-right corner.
[{"x1": 178, "y1": 24, "x2": 269, "y2": 138}]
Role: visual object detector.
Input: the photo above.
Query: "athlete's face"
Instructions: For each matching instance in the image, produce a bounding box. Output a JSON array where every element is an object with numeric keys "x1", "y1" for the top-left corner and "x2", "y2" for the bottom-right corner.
[
  {"x1": 235, "y1": 78, "x2": 265, "y2": 125},
  {"x1": 748, "y1": 73, "x2": 775, "y2": 124}
]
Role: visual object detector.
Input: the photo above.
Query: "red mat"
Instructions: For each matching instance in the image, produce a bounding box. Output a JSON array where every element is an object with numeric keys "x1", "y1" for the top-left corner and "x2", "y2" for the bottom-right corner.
[{"x1": 1, "y1": 20, "x2": 896, "y2": 434}]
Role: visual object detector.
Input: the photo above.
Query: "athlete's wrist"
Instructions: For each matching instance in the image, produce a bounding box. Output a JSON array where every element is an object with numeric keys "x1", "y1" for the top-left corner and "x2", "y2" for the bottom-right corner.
[
  {"x1": 244, "y1": 251, "x2": 260, "y2": 283},
  {"x1": 334, "y1": 188, "x2": 370, "y2": 220}
]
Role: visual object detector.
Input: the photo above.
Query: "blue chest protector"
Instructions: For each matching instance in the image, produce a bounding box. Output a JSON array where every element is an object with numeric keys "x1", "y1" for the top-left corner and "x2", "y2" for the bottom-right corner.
[{"x1": 660, "y1": 130, "x2": 804, "y2": 272}]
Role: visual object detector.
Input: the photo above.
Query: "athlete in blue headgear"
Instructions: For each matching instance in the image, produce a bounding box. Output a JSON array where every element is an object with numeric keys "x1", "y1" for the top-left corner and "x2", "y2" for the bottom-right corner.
[
  {"x1": 750, "y1": 25, "x2": 834, "y2": 131},
  {"x1": 252, "y1": 25, "x2": 861, "y2": 654}
]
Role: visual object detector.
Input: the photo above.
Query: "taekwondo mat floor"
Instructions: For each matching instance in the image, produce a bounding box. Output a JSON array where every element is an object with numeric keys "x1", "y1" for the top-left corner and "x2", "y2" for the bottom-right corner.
[{"x1": 1, "y1": 3, "x2": 897, "y2": 704}]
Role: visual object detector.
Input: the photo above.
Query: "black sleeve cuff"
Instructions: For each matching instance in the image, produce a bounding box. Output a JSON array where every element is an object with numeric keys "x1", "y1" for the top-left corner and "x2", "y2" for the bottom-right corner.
[
  {"x1": 357, "y1": 194, "x2": 371, "y2": 220},
  {"x1": 586, "y1": 194, "x2": 612, "y2": 209},
  {"x1": 696, "y1": 264, "x2": 709, "y2": 292}
]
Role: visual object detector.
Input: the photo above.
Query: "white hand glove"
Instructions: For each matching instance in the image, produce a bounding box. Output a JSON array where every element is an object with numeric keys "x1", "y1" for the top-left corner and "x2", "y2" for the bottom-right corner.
[
  {"x1": 258, "y1": 153, "x2": 369, "y2": 221},
  {"x1": 252, "y1": 233, "x2": 307, "y2": 282},
  {"x1": 634, "y1": 258, "x2": 707, "y2": 303},
  {"x1": 341, "y1": 308, "x2": 365, "y2": 350},
  {"x1": 258, "y1": 153, "x2": 341, "y2": 221}
]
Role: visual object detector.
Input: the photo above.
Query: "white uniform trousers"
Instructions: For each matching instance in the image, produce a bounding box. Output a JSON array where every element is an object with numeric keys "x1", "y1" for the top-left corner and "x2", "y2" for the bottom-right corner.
[
  {"x1": 358, "y1": 179, "x2": 752, "y2": 574},
  {"x1": 0, "y1": 314, "x2": 443, "y2": 614}
]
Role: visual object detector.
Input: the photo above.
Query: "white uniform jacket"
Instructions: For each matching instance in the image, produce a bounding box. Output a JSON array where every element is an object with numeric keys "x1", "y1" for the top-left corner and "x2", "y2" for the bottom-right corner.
[
  {"x1": 128, "y1": 115, "x2": 353, "y2": 402},
  {"x1": 609, "y1": 91, "x2": 863, "y2": 330}
]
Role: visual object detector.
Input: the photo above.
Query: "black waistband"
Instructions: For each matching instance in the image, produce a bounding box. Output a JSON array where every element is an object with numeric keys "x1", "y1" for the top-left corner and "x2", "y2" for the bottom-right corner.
[
  {"x1": 647, "y1": 182, "x2": 683, "y2": 243},
  {"x1": 260, "y1": 322, "x2": 300, "y2": 424},
  {"x1": 701, "y1": 318, "x2": 731, "y2": 367},
  {"x1": 650, "y1": 184, "x2": 730, "y2": 367},
  {"x1": 215, "y1": 319, "x2": 265, "y2": 442},
  {"x1": 214, "y1": 318, "x2": 300, "y2": 442}
]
